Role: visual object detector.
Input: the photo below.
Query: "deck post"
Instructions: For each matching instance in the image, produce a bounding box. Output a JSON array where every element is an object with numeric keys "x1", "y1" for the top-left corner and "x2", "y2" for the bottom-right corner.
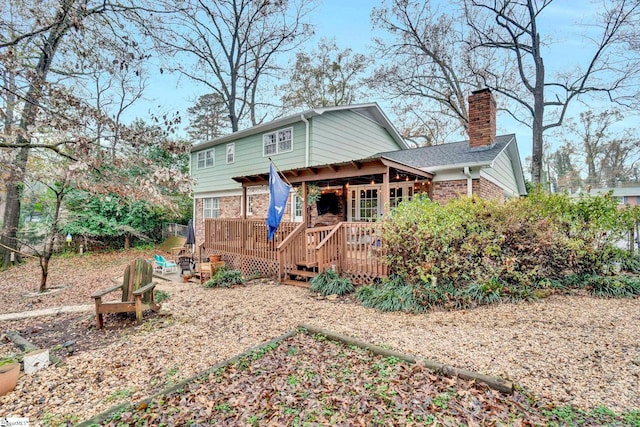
[
  {"x1": 382, "y1": 168, "x2": 390, "y2": 216},
  {"x1": 242, "y1": 186, "x2": 247, "y2": 219}
]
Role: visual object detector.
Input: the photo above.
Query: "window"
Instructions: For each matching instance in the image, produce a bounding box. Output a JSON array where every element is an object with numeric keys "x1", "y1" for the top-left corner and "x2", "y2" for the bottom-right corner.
[
  {"x1": 203, "y1": 197, "x2": 220, "y2": 218},
  {"x1": 197, "y1": 148, "x2": 215, "y2": 169},
  {"x1": 247, "y1": 195, "x2": 254, "y2": 215},
  {"x1": 263, "y1": 127, "x2": 292, "y2": 156},
  {"x1": 292, "y1": 193, "x2": 303, "y2": 222},
  {"x1": 347, "y1": 183, "x2": 414, "y2": 221},
  {"x1": 226, "y1": 143, "x2": 235, "y2": 164},
  {"x1": 390, "y1": 184, "x2": 414, "y2": 208}
]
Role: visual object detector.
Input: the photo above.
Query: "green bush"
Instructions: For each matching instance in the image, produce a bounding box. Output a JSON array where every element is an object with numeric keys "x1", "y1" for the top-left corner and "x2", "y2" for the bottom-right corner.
[
  {"x1": 583, "y1": 275, "x2": 640, "y2": 298},
  {"x1": 310, "y1": 269, "x2": 354, "y2": 296},
  {"x1": 203, "y1": 266, "x2": 244, "y2": 288},
  {"x1": 355, "y1": 275, "x2": 423, "y2": 313},
  {"x1": 378, "y1": 190, "x2": 636, "y2": 311},
  {"x1": 154, "y1": 290, "x2": 170, "y2": 303}
]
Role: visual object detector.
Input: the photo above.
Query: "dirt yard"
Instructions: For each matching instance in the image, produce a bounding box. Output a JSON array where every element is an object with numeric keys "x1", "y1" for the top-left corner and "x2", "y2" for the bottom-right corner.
[{"x1": 0, "y1": 251, "x2": 639, "y2": 424}]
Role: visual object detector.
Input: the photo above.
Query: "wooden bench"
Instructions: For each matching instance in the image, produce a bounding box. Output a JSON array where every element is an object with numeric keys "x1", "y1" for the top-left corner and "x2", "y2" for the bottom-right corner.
[{"x1": 91, "y1": 258, "x2": 161, "y2": 329}]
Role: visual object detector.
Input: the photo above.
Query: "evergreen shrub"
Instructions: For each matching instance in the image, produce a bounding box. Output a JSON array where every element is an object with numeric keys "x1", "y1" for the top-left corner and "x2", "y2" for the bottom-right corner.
[
  {"x1": 203, "y1": 266, "x2": 244, "y2": 288},
  {"x1": 310, "y1": 269, "x2": 354, "y2": 296}
]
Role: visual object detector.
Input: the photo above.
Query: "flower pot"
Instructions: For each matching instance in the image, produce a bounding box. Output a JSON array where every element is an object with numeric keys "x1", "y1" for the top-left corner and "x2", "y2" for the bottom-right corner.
[
  {"x1": 209, "y1": 254, "x2": 222, "y2": 263},
  {"x1": 0, "y1": 362, "x2": 20, "y2": 396}
]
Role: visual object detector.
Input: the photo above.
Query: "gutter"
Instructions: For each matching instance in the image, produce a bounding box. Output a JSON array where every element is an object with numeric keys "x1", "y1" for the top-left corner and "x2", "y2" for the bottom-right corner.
[
  {"x1": 301, "y1": 114, "x2": 310, "y2": 167},
  {"x1": 464, "y1": 166, "x2": 472, "y2": 196}
]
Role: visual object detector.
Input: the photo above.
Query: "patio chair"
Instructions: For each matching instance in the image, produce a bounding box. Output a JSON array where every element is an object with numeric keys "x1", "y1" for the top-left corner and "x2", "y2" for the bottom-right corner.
[
  {"x1": 154, "y1": 254, "x2": 178, "y2": 275},
  {"x1": 91, "y1": 258, "x2": 161, "y2": 329}
]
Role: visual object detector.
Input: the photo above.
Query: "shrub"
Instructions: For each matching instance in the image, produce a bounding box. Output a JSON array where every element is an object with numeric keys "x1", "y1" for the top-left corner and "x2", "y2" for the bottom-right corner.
[
  {"x1": 355, "y1": 275, "x2": 423, "y2": 313},
  {"x1": 204, "y1": 266, "x2": 244, "y2": 288},
  {"x1": 154, "y1": 290, "x2": 170, "y2": 303},
  {"x1": 310, "y1": 269, "x2": 354, "y2": 296},
  {"x1": 583, "y1": 275, "x2": 640, "y2": 298},
  {"x1": 383, "y1": 190, "x2": 630, "y2": 297}
]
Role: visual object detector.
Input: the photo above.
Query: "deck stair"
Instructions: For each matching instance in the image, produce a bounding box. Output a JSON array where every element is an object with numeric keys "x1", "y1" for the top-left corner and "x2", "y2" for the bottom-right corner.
[{"x1": 284, "y1": 262, "x2": 318, "y2": 287}]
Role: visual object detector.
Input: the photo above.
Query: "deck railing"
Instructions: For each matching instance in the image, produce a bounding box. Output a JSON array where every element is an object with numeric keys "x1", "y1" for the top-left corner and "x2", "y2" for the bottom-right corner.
[
  {"x1": 204, "y1": 219, "x2": 297, "y2": 261},
  {"x1": 203, "y1": 218, "x2": 387, "y2": 284},
  {"x1": 315, "y1": 222, "x2": 387, "y2": 283}
]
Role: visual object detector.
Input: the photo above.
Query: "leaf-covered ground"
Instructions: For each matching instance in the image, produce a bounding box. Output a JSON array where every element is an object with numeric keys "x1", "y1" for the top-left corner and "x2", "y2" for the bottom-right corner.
[
  {"x1": 101, "y1": 332, "x2": 637, "y2": 426},
  {"x1": 0, "y1": 251, "x2": 639, "y2": 425}
]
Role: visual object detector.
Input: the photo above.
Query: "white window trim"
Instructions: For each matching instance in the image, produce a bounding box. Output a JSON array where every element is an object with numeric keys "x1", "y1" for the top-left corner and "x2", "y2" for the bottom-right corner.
[
  {"x1": 197, "y1": 148, "x2": 215, "y2": 169},
  {"x1": 247, "y1": 195, "x2": 254, "y2": 216},
  {"x1": 291, "y1": 193, "x2": 303, "y2": 222},
  {"x1": 226, "y1": 143, "x2": 235, "y2": 164},
  {"x1": 203, "y1": 197, "x2": 220, "y2": 218},
  {"x1": 347, "y1": 183, "x2": 416, "y2": 221},
  {"x1": 263, "y1": 127, "x2": 293, "y2": 157}
]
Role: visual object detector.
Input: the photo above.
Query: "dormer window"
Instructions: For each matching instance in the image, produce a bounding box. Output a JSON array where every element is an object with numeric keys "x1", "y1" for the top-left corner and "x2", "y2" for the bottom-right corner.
[{"x1": 263, "y1": 127, "x2": 292, "y2": 156}]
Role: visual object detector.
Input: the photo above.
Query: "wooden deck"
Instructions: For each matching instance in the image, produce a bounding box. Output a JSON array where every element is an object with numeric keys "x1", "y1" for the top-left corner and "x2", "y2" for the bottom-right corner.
[{"x1": 202, "y1": 219, "x2": 387, "y2": 285}]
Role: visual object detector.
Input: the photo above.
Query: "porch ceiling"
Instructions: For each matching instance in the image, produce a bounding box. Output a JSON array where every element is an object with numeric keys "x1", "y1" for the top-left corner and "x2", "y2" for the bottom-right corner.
[{"x1": 233, "y1": 157, "x2": 433, "y2": 187}]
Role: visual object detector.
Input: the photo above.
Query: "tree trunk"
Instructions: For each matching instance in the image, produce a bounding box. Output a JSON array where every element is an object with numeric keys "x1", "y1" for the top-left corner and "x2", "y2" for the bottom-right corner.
[
  {"x1": 0, "y1": 161, "x2": 25, "y2": 268},
  {"x1": 0, "y1": 0, "x2": 72, "y2": 266},
  {"x1": 124, "y1": 234, "x2": 130, "y2": 250},
  {"x1": 39, "y1": 256, "x2": 50, "y2": 293}
]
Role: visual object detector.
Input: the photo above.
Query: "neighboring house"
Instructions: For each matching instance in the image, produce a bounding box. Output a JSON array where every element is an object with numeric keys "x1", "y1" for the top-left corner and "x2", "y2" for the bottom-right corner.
[
  {"x1": 576, "y1": 186, "x2": 640, "y2": 206},
  {"x1": 190, "y1": 89, "x2": 527, "y2": 284}
]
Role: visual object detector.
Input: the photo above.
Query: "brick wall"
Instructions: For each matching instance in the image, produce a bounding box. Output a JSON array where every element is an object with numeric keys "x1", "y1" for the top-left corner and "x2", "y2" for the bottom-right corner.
[
  {"x1": 477, "y1": 178, "x2": 505, "y2": 201},
  {"x1": 247, "y1": 193, "x2": 270, "y2": 218},
  {"x1": 468, "y1": 89, "x2": 496, "y2": 148},
  {"x1": 432, "y1": 180, "x2": 469, "y2": 203},
  {"x1": 432, "y1": 178, "x2": 504, "y2": 203}
]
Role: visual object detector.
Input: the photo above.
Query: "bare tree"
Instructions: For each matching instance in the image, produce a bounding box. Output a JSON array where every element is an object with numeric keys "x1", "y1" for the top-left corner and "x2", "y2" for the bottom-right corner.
[
  {"x1": 561, "y1": 109, "x2": 639, "y2": 188},
  {"x1": 464, "y1": 0, "x2": 640, "y2": 184},
  {"x1": 147, "y1": 0, "x2": 315, "y2": 133},
  {"x1": 369, "y1": 0, "x2": 519, "y2": 145},
  {"x1": 0, "y1": 0, "x2": 183, "y2": 267},
  {"x1": 279, "y1": 38, "x2": 369, "y2": 111}
]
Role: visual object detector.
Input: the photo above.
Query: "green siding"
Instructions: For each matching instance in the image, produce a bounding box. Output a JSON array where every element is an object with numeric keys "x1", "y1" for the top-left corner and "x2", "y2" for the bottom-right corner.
[
  {"x1": 192, "y1": 122, "x2": 306, "y2": 193},
  {"x1": 484, "y1": 151, "x2": 518, "y2": 195},
  {"x1": 310, "y1": 110, "x2": 403, "y2": 165},
  {"x1": 191, "y1": 108, "x2": 406, "y2": 195}
]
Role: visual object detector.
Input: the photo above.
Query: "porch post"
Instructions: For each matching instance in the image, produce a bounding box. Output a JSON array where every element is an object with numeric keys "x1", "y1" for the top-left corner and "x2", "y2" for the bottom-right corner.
[
  {"x1": 302, "y1": 182, "x2": 308, "y2": 227},
  {"x1": 242, "y1": 186, "x2": 247, "y2": 219},
  {"x1": 381, "y1": 168, "x2": 390, "y2": 216}
]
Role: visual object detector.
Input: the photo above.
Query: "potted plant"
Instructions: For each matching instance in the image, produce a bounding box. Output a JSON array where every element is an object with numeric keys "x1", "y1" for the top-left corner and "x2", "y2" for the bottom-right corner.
[
  {"x1": 209, "y1": 254, "x2": 222, "y2": 262},
  {"x1": 182, "y1": 273, "x2": 192, "y2": 283},
  {"x1": 0, "y1": 356, "x2": 20, "y2": 396}
]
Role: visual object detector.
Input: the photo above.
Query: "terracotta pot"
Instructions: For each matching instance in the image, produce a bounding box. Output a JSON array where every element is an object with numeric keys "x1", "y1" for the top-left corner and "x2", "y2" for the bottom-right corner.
[
  {"x1": 0, "y1": 362, "x2": 20, "y2": 396},
  {"x1": 209, "y1": 255, "x2": 222, "y2": 262}
]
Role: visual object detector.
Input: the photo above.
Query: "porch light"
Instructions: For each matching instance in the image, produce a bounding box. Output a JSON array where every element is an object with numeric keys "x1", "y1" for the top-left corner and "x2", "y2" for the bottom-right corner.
[
  {"x1": 395, "y1": 174, "x2": 400, "y2": 180},
  {"x1": 405, "y1": 176, "x2": 409, "y2": 181},
  {"x1": 370, "y1": 179, "x2": 375, "y2": 185}
]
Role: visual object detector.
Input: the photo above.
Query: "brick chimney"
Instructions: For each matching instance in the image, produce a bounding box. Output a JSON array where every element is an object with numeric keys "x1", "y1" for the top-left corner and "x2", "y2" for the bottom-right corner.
[{"x1": 468, "y1": 88, "x2": 496, "y2": 149}]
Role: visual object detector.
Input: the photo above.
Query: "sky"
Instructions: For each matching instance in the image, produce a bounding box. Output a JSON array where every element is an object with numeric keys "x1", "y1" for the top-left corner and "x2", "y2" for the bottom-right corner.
[{"x1": 133, "y1": 0, "x2": 639, "y2": 167}]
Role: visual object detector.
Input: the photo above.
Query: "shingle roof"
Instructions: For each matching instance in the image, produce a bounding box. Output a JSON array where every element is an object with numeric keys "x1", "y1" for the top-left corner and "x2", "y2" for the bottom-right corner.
[{"x1": 378, "y1": 134, "x2": 515, "y2": 172}]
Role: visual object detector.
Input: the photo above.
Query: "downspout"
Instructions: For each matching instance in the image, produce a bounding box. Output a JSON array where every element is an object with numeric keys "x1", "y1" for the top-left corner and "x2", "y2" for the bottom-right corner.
[
  {"x1": 301, "y1": 114, "x2": 310, "y2": 167},
  {"x1": 464, "y1": 166, "x2": 472, "y2": 196}
]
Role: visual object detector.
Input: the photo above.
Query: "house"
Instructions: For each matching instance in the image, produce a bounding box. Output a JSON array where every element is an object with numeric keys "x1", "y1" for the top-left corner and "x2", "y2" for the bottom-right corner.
[
  {"x1": 190, "y1": 89, "x2": 526, "y2": 285},
  {"x1": 575, "y1": 186, "x2": 640, "y2": 206}
]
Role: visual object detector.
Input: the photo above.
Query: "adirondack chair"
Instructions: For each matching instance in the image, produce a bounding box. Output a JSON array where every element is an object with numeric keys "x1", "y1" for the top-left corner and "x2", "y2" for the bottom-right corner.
[{"x1": 91, "y1": 258, "x2": 161, "y2": 329}]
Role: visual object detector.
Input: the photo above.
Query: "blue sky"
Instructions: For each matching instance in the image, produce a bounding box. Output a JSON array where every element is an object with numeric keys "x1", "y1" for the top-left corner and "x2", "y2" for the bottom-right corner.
[{"x1": 135, "y1": 0, "x2": 638, "y2": 166}]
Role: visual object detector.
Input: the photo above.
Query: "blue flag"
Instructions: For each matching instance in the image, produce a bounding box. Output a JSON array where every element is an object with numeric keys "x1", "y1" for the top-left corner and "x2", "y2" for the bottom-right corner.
[{"x1": 267, "y1": 163, "x2": 291, "y2": 241}]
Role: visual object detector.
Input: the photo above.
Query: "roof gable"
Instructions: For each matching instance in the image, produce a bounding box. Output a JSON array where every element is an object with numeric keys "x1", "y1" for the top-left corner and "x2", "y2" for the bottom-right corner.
[{"x1": 191, "y1": 103, "x2": 408, "y2": 152}]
